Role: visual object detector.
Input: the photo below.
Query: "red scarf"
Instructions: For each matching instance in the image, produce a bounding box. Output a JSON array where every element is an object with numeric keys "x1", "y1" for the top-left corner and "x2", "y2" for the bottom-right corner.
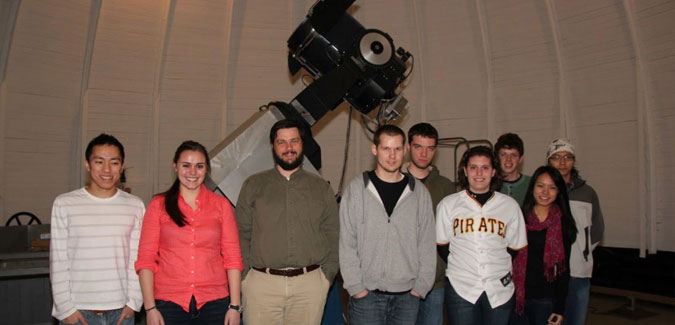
[{"x1": 513, "y1": 204, "x2": 566, "y2": 315}]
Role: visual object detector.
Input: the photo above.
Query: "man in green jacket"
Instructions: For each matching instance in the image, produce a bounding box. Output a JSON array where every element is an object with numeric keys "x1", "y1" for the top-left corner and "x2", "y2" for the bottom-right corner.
[
  {"x1": 496, "y1": 133, "x2": 531, "y2": 206},
  {"x1": 236, "y1": 119, "x2": 339, "y2": 325},
  {"x1": 406, "y1": 123, "x2": 456, "y2": 325}
]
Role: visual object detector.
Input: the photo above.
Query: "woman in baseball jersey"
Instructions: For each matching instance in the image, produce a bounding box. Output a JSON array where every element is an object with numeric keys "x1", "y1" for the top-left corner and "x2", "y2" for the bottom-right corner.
[
  {"x1": 436, "y1": 146, "x2": 527, "y2": 325},
  {"x1": 511, "y1": 166, "x2": 577, "y2": 325}
]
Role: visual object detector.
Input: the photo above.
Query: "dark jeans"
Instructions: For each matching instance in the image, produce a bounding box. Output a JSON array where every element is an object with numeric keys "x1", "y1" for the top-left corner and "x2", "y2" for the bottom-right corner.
[
  {"x1": 348, "y1": 290, "x2": 420, "y2": 324},
  {"x1": 445, "y1": 281, "x2": 514, "y2": 325},
  {"x1": 322, "y1": 279, "x2": 345, "y2": 325},
  {"x1": 416, "y1": 286, "x2": 444, "y2": 325},
  {"x1": 509, "y1": 297, "x2": 554, "y2": 325},
  {"x1": 156, "y1": 295, "x2": 230, "y2": 325},
  {"x1": 563, "y1": 277, "x2": 590, "y2": 325}
]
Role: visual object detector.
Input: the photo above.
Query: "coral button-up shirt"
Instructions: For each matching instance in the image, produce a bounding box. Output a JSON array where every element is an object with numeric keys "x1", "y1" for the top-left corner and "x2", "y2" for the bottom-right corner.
[{"x1": 135, "y1": 185, "x2": 243, "y2": 312}]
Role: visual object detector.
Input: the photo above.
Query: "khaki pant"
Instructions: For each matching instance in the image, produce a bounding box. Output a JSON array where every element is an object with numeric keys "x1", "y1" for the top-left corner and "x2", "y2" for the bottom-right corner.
[{"x1": 242, "y1": 267, "x2": 330, "y2": 325}]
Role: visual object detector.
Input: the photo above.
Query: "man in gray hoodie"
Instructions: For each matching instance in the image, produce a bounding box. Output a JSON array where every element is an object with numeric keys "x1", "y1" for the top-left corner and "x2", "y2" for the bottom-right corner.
[{"x1": 339, "y1": 124, "x2": 436, "y2": 324}]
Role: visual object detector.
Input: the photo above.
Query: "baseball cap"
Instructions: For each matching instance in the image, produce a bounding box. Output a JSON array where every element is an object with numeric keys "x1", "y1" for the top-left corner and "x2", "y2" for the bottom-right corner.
[{"x1": 546, "y1": 138, "x2": 575, "y2": 159}]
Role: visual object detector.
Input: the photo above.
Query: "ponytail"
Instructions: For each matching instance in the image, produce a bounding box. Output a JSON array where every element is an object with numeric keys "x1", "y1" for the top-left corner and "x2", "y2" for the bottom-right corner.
[{"x1": 163, "y1": 179, "x2": 187, "y2": 227}]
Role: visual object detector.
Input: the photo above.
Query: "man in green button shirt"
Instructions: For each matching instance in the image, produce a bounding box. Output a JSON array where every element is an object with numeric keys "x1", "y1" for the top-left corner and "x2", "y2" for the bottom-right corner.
[{"x1": 235, "y1": 119, "x2": 339, "y2": 325}]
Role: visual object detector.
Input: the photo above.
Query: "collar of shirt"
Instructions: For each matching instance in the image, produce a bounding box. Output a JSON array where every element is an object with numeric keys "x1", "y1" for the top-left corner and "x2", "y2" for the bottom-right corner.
[
  {"x1": 177, "y1": 184, "x2": 210, "y2": 217},
  {"x1": 272, "y1": 166, "x2": 306, "y2": 182}
]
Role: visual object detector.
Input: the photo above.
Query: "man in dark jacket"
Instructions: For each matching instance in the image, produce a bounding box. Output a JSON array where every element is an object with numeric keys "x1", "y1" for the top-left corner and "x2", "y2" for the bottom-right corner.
[
  {"x1": 546, "y1": 138, "x2": 604, "y2": 325},
  {"x1": 406, "y1": 123, "x2": 456, "y2": 325}
]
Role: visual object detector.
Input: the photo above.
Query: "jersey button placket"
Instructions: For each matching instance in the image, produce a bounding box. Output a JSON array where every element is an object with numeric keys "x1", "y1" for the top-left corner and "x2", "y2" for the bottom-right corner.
[{"x1": 476, "y1": 214, "x2": 488, "y2": 279}]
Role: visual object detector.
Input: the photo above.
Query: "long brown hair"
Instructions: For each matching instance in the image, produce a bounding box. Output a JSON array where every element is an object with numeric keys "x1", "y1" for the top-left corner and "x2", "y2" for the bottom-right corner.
[{"x1": 162, "y1": 141, "x2": 210, "y2": 227}]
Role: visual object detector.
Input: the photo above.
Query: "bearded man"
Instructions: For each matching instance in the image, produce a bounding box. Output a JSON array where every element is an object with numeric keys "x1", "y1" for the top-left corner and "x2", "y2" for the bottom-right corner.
[{"x1": 235, "y1": 119, "x2": 339, "y2": 325}]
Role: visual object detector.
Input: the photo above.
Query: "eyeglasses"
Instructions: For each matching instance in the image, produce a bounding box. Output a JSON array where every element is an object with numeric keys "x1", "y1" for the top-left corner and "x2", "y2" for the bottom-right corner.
[{"x1": 549, "y1": 154, "x2": 575, "y2": 162}]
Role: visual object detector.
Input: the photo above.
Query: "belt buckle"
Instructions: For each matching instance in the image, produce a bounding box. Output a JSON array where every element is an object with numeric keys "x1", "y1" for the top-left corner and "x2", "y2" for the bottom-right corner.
[
  {"x1": 280, "y1": 267, "x2": 297, "y2": 277},
  {"x1": 277, "y1": 267, "x2": 300, "y2": 277},
  {"x1": 257, "y1": 265, "x2": 316, "y2": 277}
]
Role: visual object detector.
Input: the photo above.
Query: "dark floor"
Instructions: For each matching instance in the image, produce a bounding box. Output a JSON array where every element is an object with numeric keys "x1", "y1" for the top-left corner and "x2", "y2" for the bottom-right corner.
[{"x1": 587, "y1": 293, "x2": 675, "y2": 325}]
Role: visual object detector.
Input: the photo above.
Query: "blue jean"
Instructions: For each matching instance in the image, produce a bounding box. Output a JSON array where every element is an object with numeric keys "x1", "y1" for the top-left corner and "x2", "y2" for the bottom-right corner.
[
  {"x1": 61, "y1": 308, "x2": 134, "y2": 325},
  {"x1": 445, "y1": 281, "x2": 514, "y2": 325},
  {"x1": 348, "y1": 290, "x2": 420, "y2": 324},
  {"x1": 416, "y1": 286, "x2": 444, "y2": 325},
  {"x1": 563, "y1": 277, "x2": 590, "y2": 325},
  {"x1": 509, "y1": 297, "x2": 554, "y2": 325},
  {"x1": 321, "y1": 279, "x2": 345, "y2": 324},
  {"x1": 156, "y1": 295, "x2": 230, "y2": 325}
]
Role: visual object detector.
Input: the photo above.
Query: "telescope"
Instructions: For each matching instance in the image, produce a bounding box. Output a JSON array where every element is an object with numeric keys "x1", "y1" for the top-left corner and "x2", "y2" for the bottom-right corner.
[{"x1": 208, "y1": 0, "x2": 412, "y2": 203}]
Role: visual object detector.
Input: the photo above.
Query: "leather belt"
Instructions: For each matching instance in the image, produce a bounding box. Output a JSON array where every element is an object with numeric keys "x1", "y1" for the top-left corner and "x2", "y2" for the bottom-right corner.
[{"x1": 253, "y1": 264, "x2": 320, "y2": 277}]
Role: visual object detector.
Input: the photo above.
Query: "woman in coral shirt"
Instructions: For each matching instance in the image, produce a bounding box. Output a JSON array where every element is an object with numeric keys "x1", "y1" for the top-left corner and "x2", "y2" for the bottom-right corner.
[{"x1": 136, "y1": 141, "x2": 243, "y2": 325}]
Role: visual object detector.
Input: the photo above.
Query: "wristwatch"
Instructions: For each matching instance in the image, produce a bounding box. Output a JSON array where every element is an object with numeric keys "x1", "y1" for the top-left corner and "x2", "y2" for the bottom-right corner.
[{"x1": 228, "y1": 304, "x2": 243, "y2": 313}]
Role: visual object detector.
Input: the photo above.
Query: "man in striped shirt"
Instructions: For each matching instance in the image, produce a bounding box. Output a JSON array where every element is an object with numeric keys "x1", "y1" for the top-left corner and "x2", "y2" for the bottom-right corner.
[{"x1": 50, "y1": 134, "x2": 144, "y2": 324}]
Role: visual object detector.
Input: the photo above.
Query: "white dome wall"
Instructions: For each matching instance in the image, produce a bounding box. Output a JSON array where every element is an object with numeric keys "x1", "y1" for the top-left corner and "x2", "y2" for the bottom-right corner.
[{"x1": 0, "y1": 0, "x2": 673, "y2": 253}]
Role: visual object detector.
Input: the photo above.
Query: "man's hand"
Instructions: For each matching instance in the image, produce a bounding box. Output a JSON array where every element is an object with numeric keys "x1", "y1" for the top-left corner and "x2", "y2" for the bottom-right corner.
[
  {"x1": 63, "y1": 310, "x2": 88, "y2": 325},
  {"x1": 115, "y1": 306, "x2": 134, "y2": 325},
  {"x1": 353, "y1": 290, "x2": 369, "y2": 299},
  {"x1": 411, "y1": 290, "x2": 421, "y2": 298}
]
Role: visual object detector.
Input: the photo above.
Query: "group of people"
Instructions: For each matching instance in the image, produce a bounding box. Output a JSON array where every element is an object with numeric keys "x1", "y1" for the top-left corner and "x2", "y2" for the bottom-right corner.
[
  {"x1": 49, "y1": 119, "x2": 603, "y2": 325},
  {"x1": 495, "y1": 134, "x2": 604, "y2": 325}
]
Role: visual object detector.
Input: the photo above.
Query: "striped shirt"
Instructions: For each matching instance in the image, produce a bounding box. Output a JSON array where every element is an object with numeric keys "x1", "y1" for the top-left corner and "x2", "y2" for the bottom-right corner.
[{"x1": 50, "y1": 188, "x2": 144, "y2": 320}]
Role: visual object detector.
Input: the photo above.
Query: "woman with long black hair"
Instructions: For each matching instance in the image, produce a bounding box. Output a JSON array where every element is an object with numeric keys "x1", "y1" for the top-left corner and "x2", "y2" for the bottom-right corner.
[
  {"x1": 511, "y1": 166, "x2": 577, "y2": 325},
  {"x1": 136, "y1": 141, "x2": 243, "y2": 325}
]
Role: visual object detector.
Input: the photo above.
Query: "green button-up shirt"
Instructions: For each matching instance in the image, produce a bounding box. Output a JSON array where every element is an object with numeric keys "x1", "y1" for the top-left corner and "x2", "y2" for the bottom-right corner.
[{"x1": 235, "y1": 167, "x2": 339, "y2": 281}]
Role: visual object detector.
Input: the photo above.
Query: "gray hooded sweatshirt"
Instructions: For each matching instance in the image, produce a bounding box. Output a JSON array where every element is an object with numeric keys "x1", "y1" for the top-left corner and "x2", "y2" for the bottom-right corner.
[{"x1": 339, "y1": 172, "x2": 436, "y2": 298}]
